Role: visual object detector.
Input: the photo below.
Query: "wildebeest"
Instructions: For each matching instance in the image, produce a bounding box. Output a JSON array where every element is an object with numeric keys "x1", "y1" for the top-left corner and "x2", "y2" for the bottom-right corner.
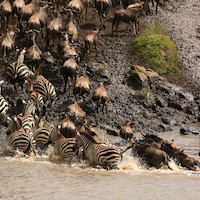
[
  {"x1": 132, "y1": 141, "x2": 172, "y2": 169},
  {"x1": 112, "y1": 2, "x2": 145, "y2": 36},
  {"x1": 119, "y1": 122, "x2": 134, "y2": 140}
]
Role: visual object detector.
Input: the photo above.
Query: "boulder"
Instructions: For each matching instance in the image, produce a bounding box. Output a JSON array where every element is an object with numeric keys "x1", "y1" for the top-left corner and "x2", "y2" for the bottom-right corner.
[
  {"x1": 132, "y1": 65, "x2": 147, "y2": 74},
  {"x1": 132, "y1": 71, "x2": 149, "y2": 88},
  {"x1": 180, "y1": 127, "x2": 200, "y2": 135},
  {"x1": 145, "y1": 68, "x2": 166, "y2": 84},
  {"x1": 87, "y1": 62, "x2": 110, "y2": 80}
]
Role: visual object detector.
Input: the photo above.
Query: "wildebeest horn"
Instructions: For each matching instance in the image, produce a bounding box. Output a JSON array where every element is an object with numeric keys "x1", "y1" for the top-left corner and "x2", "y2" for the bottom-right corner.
[
  {"x1": 141, "y1": 131, "x2": 146, "y2": 137},
  {"x1": 33, "y1": 29, "x2": 40, "y2": 33},
  {"x1": 65, "y1": 8, "x2": 71, "y2": 12},
  {"x1": 16, "y1": 28, "x2": 20, "y2": 33},
  {"x1": 25, "y1": 29, "x2": 33, "y2": 34}
]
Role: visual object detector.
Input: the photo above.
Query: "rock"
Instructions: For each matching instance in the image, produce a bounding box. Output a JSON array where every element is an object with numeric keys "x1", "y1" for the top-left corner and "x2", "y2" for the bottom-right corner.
[
  {"x1": 180, "y1": 127, "x2": 200, "y2": 135},
  {"x1": 145, "y1": 69, "x2": 166, "y2": 84},
  {"x1": 156, "y1": 124, "x2": 173, "y2": 132},
  {"x1": 87, "y1": 62, "x2": 110, "y2": 80},
  {"x1": 132, "y1": 65, "x2": 147, "y2": 74},
  {"x1": 101, "y1": 125, "x2": 119, "y2": 136},
  {"x1": 155, "y1": 96, "x2": 167, "y2": 107},
  {"x1": 132, "y1": 71, "x2": 149, "y2": 88},
  {"x1": 158, "y1": 81, "x2": 194, "y2": 101},
  {"x1": 168, "y1": 98, "x2": 183, "y2": 111},
  {"x1": 161, "y1": 117, "x2": 170, "y2": 125}
]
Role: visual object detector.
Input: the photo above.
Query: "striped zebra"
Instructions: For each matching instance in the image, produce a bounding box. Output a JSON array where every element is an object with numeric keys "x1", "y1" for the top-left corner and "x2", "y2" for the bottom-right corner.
[
  {"x1": 9, "y1": 127, "x2": 36, "y2": 155},
  {"x1": 34, "y1": 124, "x2": 77, "y2": 160},
  {"x1": 28, "y1": 79, "x2": 44, "y2": 114},
  {"x1": 16, "y1": 100, "x2": 36, "y2": 132},
  {"x1": 0, "y1": 95, "x2": 8, "y2": 116},
  {"x1": 8, "y1": 101, "x2": 37, "y2": 155},
  {"x1": 7, "y1": 100, "x2": 36, "y2": 135},
  {"x1": 78, "y1": 131, "x2": 123, "y2": 169},
  {"x1": 34, "y1": 126, "x2": 55, "y2": 150},
  {"x1": 0, "y1": 80, "x2": 9, "y2": 118},
  {"x1": 31, "y1": 71, "x2": 56, "y2": 106},
  {"x1": 77, "y1": 131, "x2": 133, "y2": 169},
  {"x1": 50, "y1": 125, "x2": 77, "y2": 161},
  {"x1": 6, "y1": 48, "x2": 34, "y2": 91}
]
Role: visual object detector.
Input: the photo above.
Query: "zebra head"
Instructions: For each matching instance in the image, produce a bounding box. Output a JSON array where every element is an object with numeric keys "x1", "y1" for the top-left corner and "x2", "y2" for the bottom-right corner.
[{"x1": 22, "y1": 100, "x2": 36, "y2": 117}]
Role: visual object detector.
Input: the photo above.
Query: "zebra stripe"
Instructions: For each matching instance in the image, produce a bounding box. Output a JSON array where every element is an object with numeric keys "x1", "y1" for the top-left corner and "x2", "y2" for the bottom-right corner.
[
  {"x1": 79, "y1": 131, "x2": 122, "y2": 169},
  {"x1": 32, "y1": 75, "x2": 56, "y2": 103},
  {"x1": 29, "y1": 91, "x2": 44, "y2": 109},
  {"x1": 7, "y1": 62, "x2": 32, "y2": 81},
  {"x1": 55, "y1": 137, "x2": 77, "y2": 159},
  {"x1": 20, "y1": 115, "x2": 35, "y2": 131},
  {"x1": 9, "y1": 127, "x2": 35, "y2": 154},
  {"x1": 15, "y1": 63, "x2": 30, "y2": 80},
  {"x1": 0, "y1": 95, "x2": 8, "y2": 116},
  {"x1": 7, "y1": 116, "x2": 21, "y2": 135},
  {"x1": 7, "y1": 113, "x2": 35, "y2": 135},
  {"x1": 34, "y1": 126, "x2": 54, "y2": 149},
  {"x1": 50, "y1": 126, "x2": 77, "y2": 160},
  {"x1": 6, "y1": 62, "x2": 16, "y2": 79}
]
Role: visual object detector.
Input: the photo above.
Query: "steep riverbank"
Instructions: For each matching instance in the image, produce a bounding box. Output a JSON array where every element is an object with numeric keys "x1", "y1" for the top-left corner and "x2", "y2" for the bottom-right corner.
[{"x1": 1, "y1": 0, "x2": 200, "y2": 136}]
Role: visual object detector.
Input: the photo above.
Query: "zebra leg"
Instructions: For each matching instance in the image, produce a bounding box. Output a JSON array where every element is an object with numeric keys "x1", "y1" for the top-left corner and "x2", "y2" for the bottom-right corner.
[{"x1": 30, "y1": 137, "x2": 37, "y2": 156}]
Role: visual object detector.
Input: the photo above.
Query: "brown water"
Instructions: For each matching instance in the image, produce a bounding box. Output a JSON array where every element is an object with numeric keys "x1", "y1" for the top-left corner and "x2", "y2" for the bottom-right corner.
[{"x1": 0, "y1": 130, "x2": 200, "y2": 200}]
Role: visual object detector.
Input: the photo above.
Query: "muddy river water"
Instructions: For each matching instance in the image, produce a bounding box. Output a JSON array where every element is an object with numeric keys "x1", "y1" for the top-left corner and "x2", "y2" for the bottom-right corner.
[{"x1": 0, "y1": 130, "x2": 199, "y2": 200}]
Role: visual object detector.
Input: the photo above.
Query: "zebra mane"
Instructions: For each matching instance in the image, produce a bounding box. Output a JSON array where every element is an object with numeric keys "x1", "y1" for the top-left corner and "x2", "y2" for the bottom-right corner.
[{"x1": 79, "y1": 131, "x2": 98, "y2": 144}]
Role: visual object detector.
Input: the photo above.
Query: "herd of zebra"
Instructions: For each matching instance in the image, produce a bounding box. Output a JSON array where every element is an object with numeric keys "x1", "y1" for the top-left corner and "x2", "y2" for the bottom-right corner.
[
  {"x1": 0, "y1": 44, "x2": 129, "y2": 169},
  {"x1": 0, "y1": 0, "x2": 145, "y2": 170},
  {"x1": 1, "y1": 85, "x2": 132, "y2": 169},
  {"x1": 0, "y1": 0, "x2": 187, "y2": 171}
]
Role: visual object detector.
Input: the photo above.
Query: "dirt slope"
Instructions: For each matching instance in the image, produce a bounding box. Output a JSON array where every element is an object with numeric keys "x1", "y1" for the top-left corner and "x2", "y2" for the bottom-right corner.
[{"x1": 1, "y1": 0, "x2": 200, "y2": 135}]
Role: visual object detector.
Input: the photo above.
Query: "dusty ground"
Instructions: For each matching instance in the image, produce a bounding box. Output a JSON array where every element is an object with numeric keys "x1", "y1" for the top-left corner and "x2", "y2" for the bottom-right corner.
[{"x1": 1, "y1": 0, "x2": 200, "y2": 135}]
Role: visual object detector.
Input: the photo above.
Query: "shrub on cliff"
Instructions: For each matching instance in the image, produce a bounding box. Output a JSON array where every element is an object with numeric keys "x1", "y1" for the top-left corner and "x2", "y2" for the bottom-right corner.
[{"x1": 133, "y1": 23, "x2": 181, "y2": 77}]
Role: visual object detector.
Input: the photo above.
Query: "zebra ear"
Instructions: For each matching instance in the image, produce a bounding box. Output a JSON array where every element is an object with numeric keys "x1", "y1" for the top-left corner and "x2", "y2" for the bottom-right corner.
[
  {"x1": 0, "y1": 80, "x2": 4, "y2": 86},
  {"x1": 22, "y1": 99, "x2": 27, "y2": 105}
]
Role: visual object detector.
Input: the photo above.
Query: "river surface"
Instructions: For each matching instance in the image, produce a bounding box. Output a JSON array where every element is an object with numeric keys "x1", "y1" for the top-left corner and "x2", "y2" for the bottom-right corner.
[{"x1": 0, "y1": 129, "x2": 200, "y2": 200}]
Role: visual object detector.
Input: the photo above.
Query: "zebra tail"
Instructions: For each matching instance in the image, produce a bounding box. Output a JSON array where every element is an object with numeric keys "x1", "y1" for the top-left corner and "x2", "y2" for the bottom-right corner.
[{"x1": 120, "y1": 142, "x2": 134, "y2": 155}]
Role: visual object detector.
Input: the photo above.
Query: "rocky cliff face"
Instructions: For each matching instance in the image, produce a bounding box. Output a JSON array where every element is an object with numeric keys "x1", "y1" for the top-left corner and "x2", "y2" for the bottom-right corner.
[{"x1": 1, "y1": 0, "x2": 200, "y2": 136}]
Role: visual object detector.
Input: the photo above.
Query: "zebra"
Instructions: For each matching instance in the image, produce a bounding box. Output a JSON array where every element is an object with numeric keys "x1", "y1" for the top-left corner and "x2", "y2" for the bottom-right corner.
[
  {"x1": 53, "y1": 133, "x2": 77, "y2": 161},
  {"x1": 6, "y1": 48, "x2": 34, "y2": 91},
  {"x1": 7, "y1": 100, "x2": 36, "y2": 135},
  {"x1": 28, "y1": 79, "x2": 44, "y2": 114},
  {"x1": 9, "y1": 127, "x2": 36, "y2": 155},
  {"x1": 34, "y1": 126, "x2": 55, "y2": 150},
  {"x1": 8, "y1": 100, "x2": 37, "y2": 155},
  {"x1": 77, "y1": 131, "x2": 133, "y2": 169},
  {"x1": 50, "y1": 125, "x2": 78, "y2": 161},
  {"x1": 31, "y1": 71, "x2": 56, "y2": 107},
  {"x1": 0, "y1": 95, "x2": 8, "y2": 116},
  {"x1": 0, "y1": 80, "x2": 9, "y2": 124}
]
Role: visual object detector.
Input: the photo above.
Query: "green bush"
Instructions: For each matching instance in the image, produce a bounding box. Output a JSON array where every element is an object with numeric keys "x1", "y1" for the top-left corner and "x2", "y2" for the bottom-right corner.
[{"x1": 133, "y1": 23, "x2": 181, "y2": 77}]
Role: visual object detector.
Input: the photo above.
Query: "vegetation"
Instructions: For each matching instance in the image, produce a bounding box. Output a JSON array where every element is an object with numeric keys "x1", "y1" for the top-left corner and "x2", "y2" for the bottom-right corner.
[
  {"x1": 133, "y1": 23, "x2": 181, "y2": 77},
  {"x1": 135, "y1": 88, "x2": 155, "y2": 102}
]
